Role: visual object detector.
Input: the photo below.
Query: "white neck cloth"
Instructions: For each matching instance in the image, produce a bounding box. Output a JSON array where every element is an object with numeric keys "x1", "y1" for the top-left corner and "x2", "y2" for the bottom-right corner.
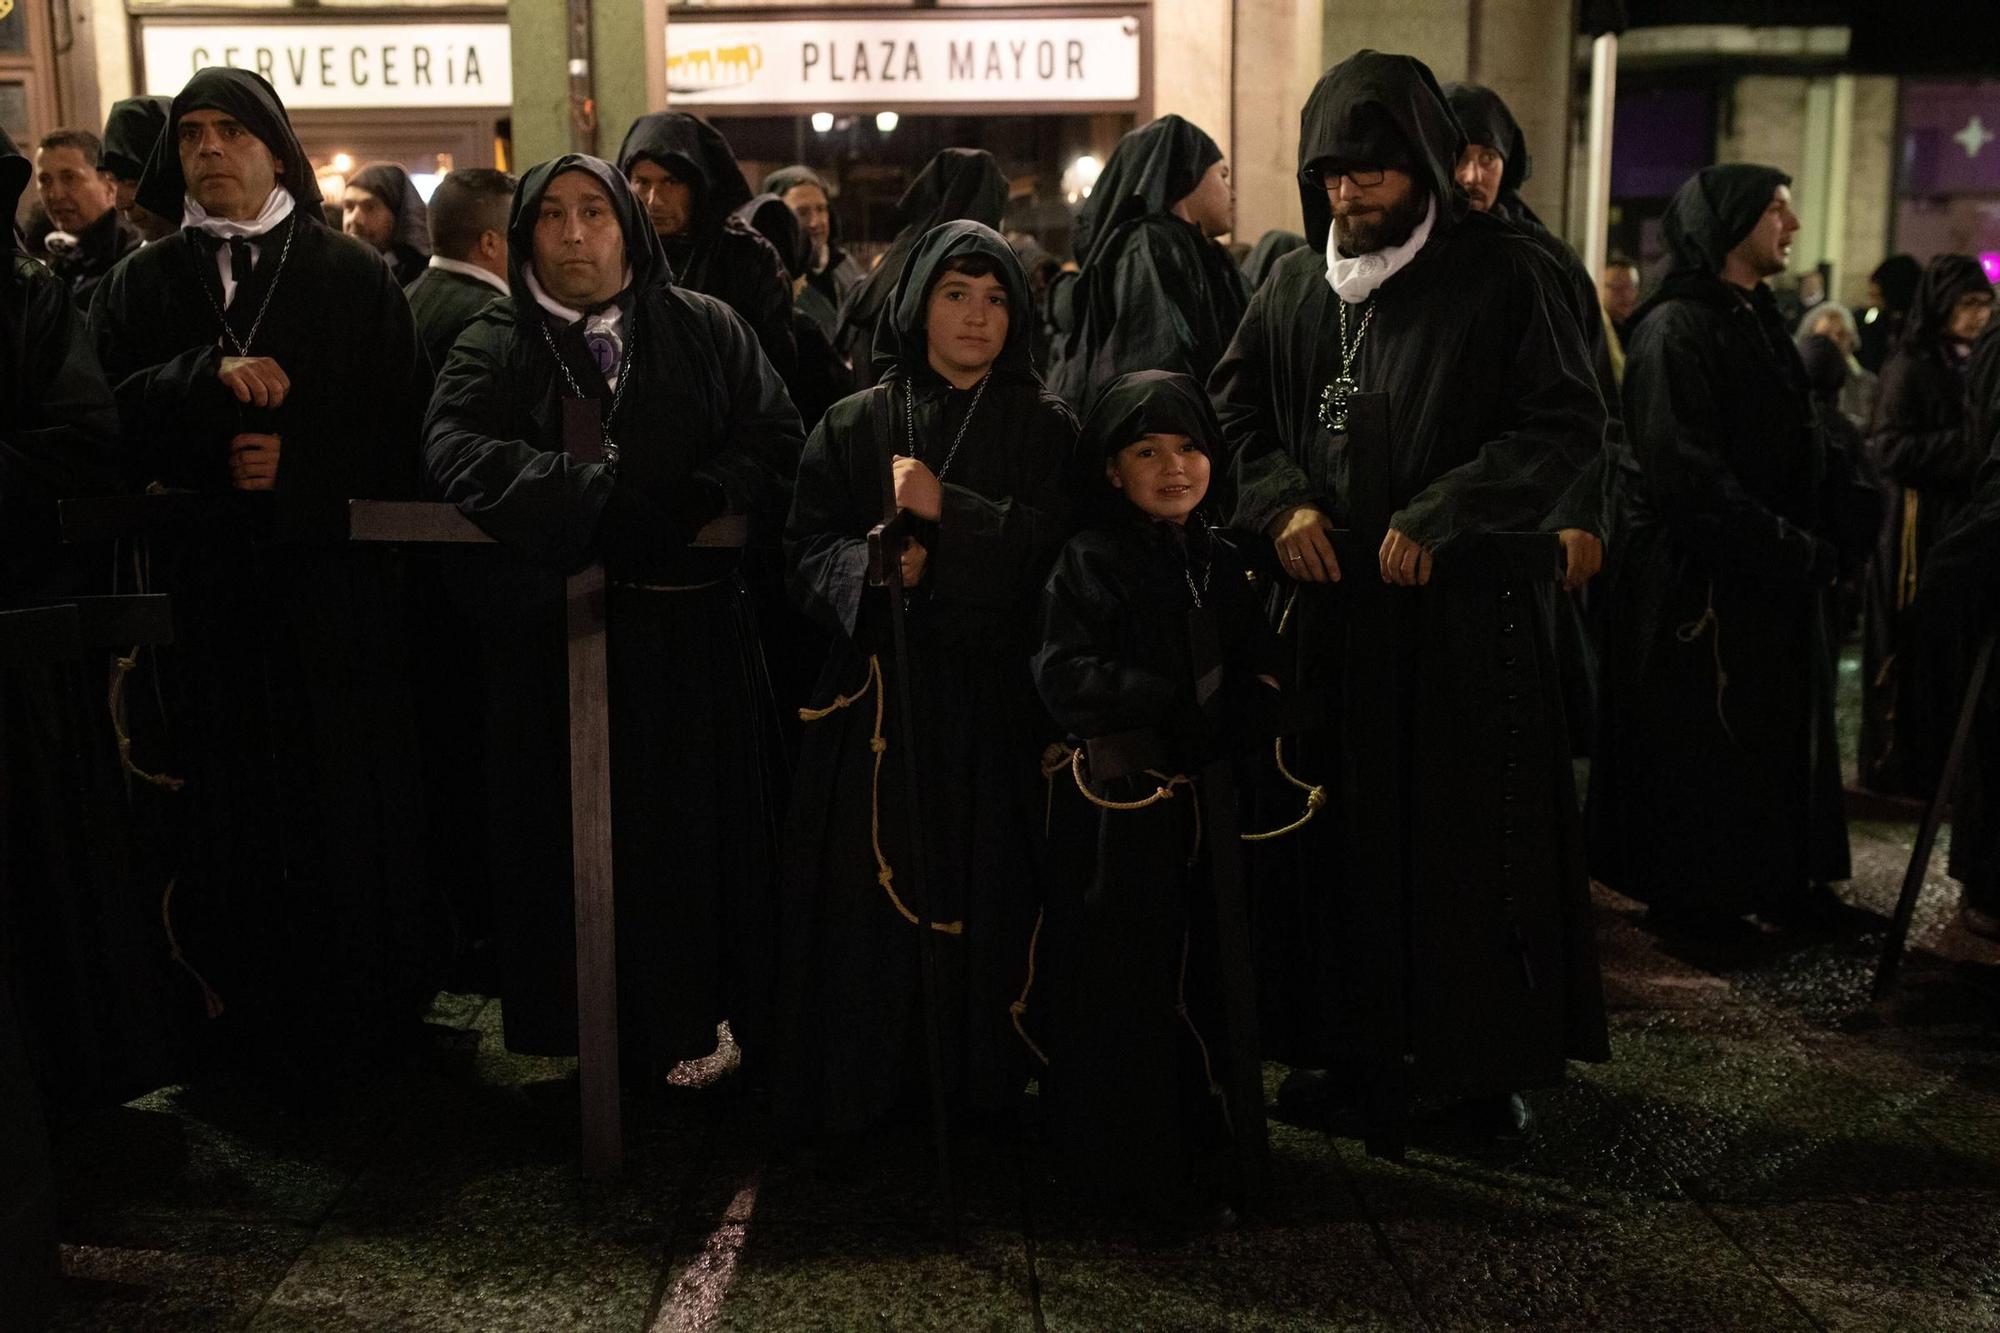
[
  {"x1": 1325, "y1": 195, "x2": 1436, "y2": 305},
  {"x1": 182, "y1": 186, "x2": 295, "y2": 240}
]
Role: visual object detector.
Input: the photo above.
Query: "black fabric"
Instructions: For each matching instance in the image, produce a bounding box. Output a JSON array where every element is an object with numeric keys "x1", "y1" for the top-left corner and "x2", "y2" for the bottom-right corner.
[
  {"x1": 736, "y1": 192, "x2": 811, "y2": 280},
  {"x1": 0, "y1": 128, "x2": 28, "y2": 249},
  {"x1": 835, "y1": 149, "x2": 1009, "y2": 391},
  {"x1": 1859, "y1": 254, "x2": 1923, "y2": 375},
  {"x1": 775, "y1": 226, "x2": 1076, "y2": 1139},
  {"x1": 100, "y1": 95, "x2": 172, "y2": 180},
  {"x1": 349, "y1": 161, "x2": 433, "y2": 286},
  {"x1": 424, "y1": 155, "x2": 802, "y2": 1064},
  {"x1": 47, "y1": 203, "x2": 141, "y2": 312},
  {"x1": 1211, "y1": 170, "x2": 1609, "y2": 1086},
  {"x1": 1971, "y1": 318, "x2": 2000, "y2": 462},
  {"x1": 1653, "y1": 164, "x2": 1790, "y2": 286},
  {"x1": 1081, "y1": 368, "x2": 1220, "y2": 459},
  {"x1": 1295, "y1": 50, "x2": 1468, "y2": 254},
  {"x1": 1242, "y1": 230, "x2": 1307, "y2": 291},
  {"x1": 618, "y1": 112, "x2": 753, "y2": 233},
  {"x1": 1444, "y1": 82, "x2": 1530, "y2": 195},
  {"x1": 873, "y1": 220, "x2": 1036, "y2": 381},
  {"x1": 135, "y1": 66, "x2": 327, "y2": 226},
  {"x1": 405, "y1": 263, "x2": 503, "y2": 373},
  {"x1": 1858, "y1": 255, "x2": 1991, "y2": 796},
  {"x1": 1589, "y1": 253, "x2": 1875, "y2": 915},
  {"x1": 1047, "y1": 117, "x2": 1247, "y2": 413}
]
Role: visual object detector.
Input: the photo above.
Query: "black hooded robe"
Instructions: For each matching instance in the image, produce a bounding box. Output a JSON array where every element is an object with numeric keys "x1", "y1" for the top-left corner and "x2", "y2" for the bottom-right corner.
[
  {"x1": 1047, "y1": 116, "x2": 1250, "y2": 414},
  {"x1": 834, "y1": 149, "x2": 1009, "y2": 394},
  {"x1": 1588, "y1": 165, "x2": 1876, "y2": 919},
  {"x1": 776, "y1": 221, "x2": 1076, "y2": 1141},
  {"x1": 1213, "y1": 51, "x2": 1610, "y2": 1094},
  {"x1": 618, "y1": 113, "x2": 797, "y2": 387},
  {"x1": 88, "y1": 68, "x2": 438, "y2": 1070},
  {"x1": 1032, "y1": 371, "x2": 1283, "y2": 1210},
  {"x1": 1858, "y1": 255, "x2": 1992, "y2": 797},
  {"x1": 347, "y1": 161, "x2": 432, "y2": 287},
  {"x1": 424, "y1": 154, "x2": 802, "y2": 1069},
  {"x1": 1242, "y1": 230, "x2": 1308, "y2": 292},
  {"x1": 763, "y1": 165, "x2": 868, "y2": 348}
]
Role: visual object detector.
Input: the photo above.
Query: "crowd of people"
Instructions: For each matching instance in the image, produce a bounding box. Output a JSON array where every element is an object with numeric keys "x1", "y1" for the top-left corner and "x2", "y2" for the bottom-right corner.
[{"x1": 6, "y1": 43, "x2": 2000, "y2": 1311}]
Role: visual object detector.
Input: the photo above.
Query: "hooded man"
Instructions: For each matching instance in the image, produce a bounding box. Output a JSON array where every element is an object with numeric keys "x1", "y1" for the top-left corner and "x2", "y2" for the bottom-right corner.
[
  {"x1": 617, "y1": 112, "x2": 795, "y2": 384},
  {"x1": 342, "y1": 160, "x2": 433, "y2": 286},
  {"x1": 1588, "y1": 165, "x2": 1879, "y2": 934},
  {"x1": 423, "y1": 154, "x2": 802, "y2": 1077},
  {"x1": 1212, "y1": 50, "x2": 1610, "y2": 1138},
  {"x1": 1859, "y1": 254, "x2": 1994, "y2": 798},
  {"x1": 98, "y1": 95, "x2": 177, "y2": 243},
  {"x1": 766, "y1": 164, "x2": 866, "y2": 344},
  {"x1": 833, "y1": 148, "x2": 1009, "y2": 393},
  {"x1": 34, "y1": 128, "x2": 139, "y2": 310},
  {"x1": 1047, "y1": 115, "x2": 1250, "y2": 413},
  {"x1": 404, "y1": 166, "x2": 515, "y2": 371},
  {"x1": 88, "y1": 67, "x2": 437, "y2": 1074},
  {"x1": 777, "y1": 221, "x2": 1076, "y2": 1144}
]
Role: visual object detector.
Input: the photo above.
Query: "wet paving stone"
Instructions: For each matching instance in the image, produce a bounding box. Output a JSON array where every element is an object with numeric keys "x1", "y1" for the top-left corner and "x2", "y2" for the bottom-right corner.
[{"x1": 48, "y1": 1217, "x2": 314, "y2": 1333}]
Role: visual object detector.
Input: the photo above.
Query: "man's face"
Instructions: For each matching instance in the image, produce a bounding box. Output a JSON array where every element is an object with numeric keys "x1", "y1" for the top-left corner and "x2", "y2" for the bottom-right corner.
[
  {"x1": 924, "y1": 267, "x2": 1010, "y2": 380},
  {"x1": 1325, "y1": 167, "x2": 1425, "y2": 256},
  {"x1": 177, "y1": 110, "x2": 282, "y2": 222},
  {"x1": 1949, "y1": 289, "x2": 1995, "y2": 343},
  {"x1": 34, "y1": 145, "x2": 116, "y2": 233},
  {"x1": 1178, "y1": 158, "x2": 1235, "y2": 238},
  {"x1": 1454, "y1": 143, "x2": 1504, "y2": 213},
  {"x1": 1106, "y1": 433, "x2": 1210, "y2": 524},
  {"x1": 1601, "y1": 265, "x2": 1640, "y2": 323},
  {"x1": 341, "y1": 186, "x2": 397, "y2": 251},
  {"x1": 627, "y1": 158, "x2": 694, "y2": 239},
  {"x1": 532, "y1": 170, "x2": 628, "y2": 309},
  {"x1": 1728, "y1": 184, "x2": 1799, "y2": 280},
  {"x1": 782, "y1": 182, "x2": 831, "y2": 263}
]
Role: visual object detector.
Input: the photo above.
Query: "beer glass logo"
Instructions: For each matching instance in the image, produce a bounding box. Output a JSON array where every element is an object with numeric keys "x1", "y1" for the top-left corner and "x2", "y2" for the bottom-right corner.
[{"x1": 667, "y1": 43, "x2": 764, "y2": 93}]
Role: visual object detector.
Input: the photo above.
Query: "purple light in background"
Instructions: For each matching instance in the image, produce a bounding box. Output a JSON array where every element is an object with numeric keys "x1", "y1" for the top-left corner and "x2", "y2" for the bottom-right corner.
[{"x1": 1982, "y1": 252, "x2": 2000, "y2": 284}]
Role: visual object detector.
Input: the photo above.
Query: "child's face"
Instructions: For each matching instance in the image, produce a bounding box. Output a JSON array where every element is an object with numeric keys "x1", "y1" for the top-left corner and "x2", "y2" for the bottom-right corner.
[
  {"x1": 925, "y1": 268, "x2": 1011, "y2": 380},
  {"x1": 1106, "y1": 433, "x2": 1209, "y2": 523}
]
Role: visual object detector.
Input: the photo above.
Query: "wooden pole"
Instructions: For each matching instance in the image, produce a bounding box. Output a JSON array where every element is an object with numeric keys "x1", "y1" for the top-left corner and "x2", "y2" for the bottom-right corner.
[{"x1": 1582, "y1": 32, "x2": 1618, "y2": 281}]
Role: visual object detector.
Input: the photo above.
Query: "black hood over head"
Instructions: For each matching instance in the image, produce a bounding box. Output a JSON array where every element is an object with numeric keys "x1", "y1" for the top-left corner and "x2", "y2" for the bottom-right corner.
[
  {"x1": 100, "y1": 95, "x2": 172, "y2": 181},
  {"x1": 1242, "y1": 229, "x2": 1307, "y2": 288},
  {"x1": 763, "y1": 164, "x2": 829, "y2": 199},
  {"x1": 1659, "y1": 164, "x2": 1789, "y2": 281},
  {"x1": 1081, "y1": 370, "x2": 1221, "y2": 459},
  {"x1": 348, "y1": 161, "x2": 432, "y2": 258},
  {"x1": 839, "y1": 148, "x2": 1008, "y2": 340},
  {"x1": 735, "y1": 191, "x2": 810, "y2": 280},
  {"x1": 1872, "y1": 253, "x2": 1922, "y2": 314},
  {"x1": 616, "y1": 112, "x2": 752, "y2": 238},
  {"x1": 1073, "y1": 115, "x2": 1222, "y2": 271},
  {"x1": 874, "y1": 219, "x2": 1033, "y2": 382},
  {"x1": 1297, "y1": 50, "x2": 1466, "y2": 252},
  {"x1": 137, "y1": 67, "x2": 326, "y2": 226},
  {"x1": 506, "y1": 154, "x2": 663, "y2": 318},
  {"x1": 1904, "y1": 253, "x2": 1992, "y2": 351},
  {"x1": 1443, "y1": 82, "x2": 1531, "y2": 195}
]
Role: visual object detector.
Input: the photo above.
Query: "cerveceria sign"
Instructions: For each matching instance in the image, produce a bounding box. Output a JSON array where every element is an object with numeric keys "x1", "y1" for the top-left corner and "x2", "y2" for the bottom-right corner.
[
  {"x1": 668, "y1": 16, "x2": 1142, "y2": 106},
  {"x1": 141, "y1": 24, "x2": 512, "y2": 109}
]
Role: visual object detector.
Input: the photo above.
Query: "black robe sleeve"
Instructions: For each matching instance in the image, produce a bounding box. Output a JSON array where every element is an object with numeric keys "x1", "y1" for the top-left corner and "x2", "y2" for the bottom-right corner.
[
  {"x1": 682, "y1": 294, "x2": 803, "y2": 527},
  {"x1": 1623, "y1": 300, "x2": 1828, "y2": 583},
  {"x1": 1870, "y1": 353, "x2": 1983, "y2": 497},
  {"x1": 928, "y1": 398, "x2": 1075, "y2": 609},
  {"x1": 1213, "y1": 279, "x2": 1321, "y2": 537},
  {"x1": 785, "y1": 397, "x2": 874, "y2": 640},
  {"x1": 1033, "y1": 532, "x2": 1182, "y2": 738},
  {"x1": 5, "y1": 262, "x2": 123, "y2": 506},
  {"x1": 87, "y1": 257, "x2": 236, "y2": 490}
]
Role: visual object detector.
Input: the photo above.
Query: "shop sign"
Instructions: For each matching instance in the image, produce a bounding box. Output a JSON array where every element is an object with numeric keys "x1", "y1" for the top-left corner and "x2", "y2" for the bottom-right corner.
[
  {"x1": 668, "y1": 16, "x2": 1142, "y2": 106},
  {"x1": 141, "y1": 23, "x2": 512, "y2": 109}
]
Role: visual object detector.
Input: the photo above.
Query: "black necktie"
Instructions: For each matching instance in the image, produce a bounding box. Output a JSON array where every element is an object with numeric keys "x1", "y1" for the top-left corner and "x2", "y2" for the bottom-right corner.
[{"x1": 227, "y1": 238, "x2": 255, "y2": 293}]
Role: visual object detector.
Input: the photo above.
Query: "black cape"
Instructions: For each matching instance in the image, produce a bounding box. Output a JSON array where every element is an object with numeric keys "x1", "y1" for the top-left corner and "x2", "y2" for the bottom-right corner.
[
  {"x1": 776, "y1": 220, "x2": 1076, "y2": 1139},
  {"x1": 90, "y1": 70, "x2": 437, "y2": 1071},
  {"x1": 618, "y1": 113, "x2": 797, "y2": 385},
  {"x1": 349, "y1": 161, "x2": 433, "y2": 287},
  {"x1": 1858, "y1": 254, "x2": 1992, "y2": 795},
  {"x1": 1047, "y1": 116, "x2": 1249, "y2": 413},
  {"x1": 100, "y1": 96, "x2": 172, "y2": 181},
  {"x1": 1588, "y1": 165, "x2": 1879, "y2": 917},
  {"x1": 423, "y1": 153, "x2": 802, "y2": 1066},
  {"x1": 764, "y1": 164, "x2": 867, "y2": 344},
  {"x1": 1214, "y1": 50, "x2": 1610, "y2": 1090},
  {"x1": 834, "y1": 149, "x2": 1009, "y2": 392},
  {"x1": 1242, "y1": 230, "x2": 1307, "y2": 291}
]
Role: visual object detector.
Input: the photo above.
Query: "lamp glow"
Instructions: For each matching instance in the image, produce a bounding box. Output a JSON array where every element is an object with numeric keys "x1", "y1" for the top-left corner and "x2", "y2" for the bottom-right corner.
[
  {"x1": 876, "y1": 111, "x2": 900, "y2": 133},
  {"x1": 810, "y1": 112, "x2": 835, "y2": 134}
]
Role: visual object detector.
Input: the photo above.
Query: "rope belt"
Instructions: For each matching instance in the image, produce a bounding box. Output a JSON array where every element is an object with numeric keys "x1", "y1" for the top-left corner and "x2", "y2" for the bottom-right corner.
[
  {"x1": 108, "y1": 646, "x2": 186, "y2": 791},
  {"x1": 612, "y1": 577, "x2": 728, "y2": 594},
  {"x1": 1675, "y1": 580, "x2": 1737, "y2": 745},
  {"x1": 798, "y1": 654, "x2": 964, "y2": 936},
  {"x1": 1009, "y1": 908, "x2": 1050, "y2": 1067},
  {"x1": 1896, "y1": 489, "x2": 1922, "y2": 611},
  {"x1": 161, "y1": 876, "x2": 224, "y2": 1018}
]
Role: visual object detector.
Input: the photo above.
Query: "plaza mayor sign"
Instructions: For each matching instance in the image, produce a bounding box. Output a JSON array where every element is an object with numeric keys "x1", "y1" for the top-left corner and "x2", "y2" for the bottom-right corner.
[
  {"x1": 667, "y1": 16, "x2": 1143, "y2": 106},
  {"x1": 141, "y1": 23, "x2": 513, "y2": 109}
]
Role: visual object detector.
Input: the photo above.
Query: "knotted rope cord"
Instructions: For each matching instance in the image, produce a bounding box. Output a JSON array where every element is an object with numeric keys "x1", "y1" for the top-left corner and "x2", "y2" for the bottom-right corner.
[
  {"x1": 1067, "y1": 745, "x2": 1193, "y2": 811},
  {"x1": 1009, "y1": 907, "x2": 1050, "y2": 1067},
  {"x1": 160, "y1": 877, "x2": 224, "y2": 1018},
  {"x1": 1240, "y1": 737, "x2": 1327, "y2": 841},
  {"x1": 1675, "y1": 580, "x2": 1737, "y2": 745},
  {"x1": 1176, "y1": 928, "x2": 1230, "y2": 1131},
  {"x1": 106, "y1": 539, "x2": 185, "y2": 791},
  {"x1": 1897, "y1": 489, "x2": 1922, "y2": 610},
  {"x1": 798, "y1": 654, "x2": 963, "y2": 935},
  {"x1": 1276, "y1": 585, "x2": 1300, "y2": 639}
]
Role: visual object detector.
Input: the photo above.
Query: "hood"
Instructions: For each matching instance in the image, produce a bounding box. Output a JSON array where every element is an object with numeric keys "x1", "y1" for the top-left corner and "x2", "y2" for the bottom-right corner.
[
  {"x1": 1904, "y1": 253, "x2": 1993, "y2": 351},
  {"x1": 1081, "y1": 370, "x2": 1221, "y2": 459},
  {"x1": 874, "y1": 219, "x2": 1034, "y2": 382},
  {"x1": 1072, "y1": 115, "x2": 1222, "y2": 272},
  {"x1": 0, "y1": 127, "x2": 29, "y2": 256},
  {"x1": 100, "y1": 95, "x2": 172, "y2": 181},
  {"x1": 838, "y1": 147, "x2": 1009, "y2": 340},
  {"x1": 1297, "y1": 50, "x2": 1466, "y2": 252},
  {"x1": 763, "y1": 164, "x2": 830, "y2": 199},
  {"x1": 1797, "y1": 333, "x2": 1849, "y2": 399},
  {"x1": 734, "y1": 192, "x2": 810, "y2": 280},
  {"x1": 136, "y1": 66, "x2": 327, "y2": 226},
  {"x1": 615, "y1": 112, "x2": 752, "y2": 238},
  {"x1": 1872, "y1": 254, "x2": 1922, "y2": 314},
  {"x1": 1242, "y1": 229, "x2": 1308, "y2": 289},
  {"x1": 506, "y1": 154, "x2": 664, "y2": 318},
  {"x1": 1659, "y1": 164, "x2": 1790, "y2": 281},
  {"x1": 1795, "y1": 300, "x2": 1857, "y2": 347},
  {"x1": 1443, "y1": 83, "x2": 1531, "y2": 197},
  {"x1": 347, "y1": 161, "x2": 432, "y2": 258}
]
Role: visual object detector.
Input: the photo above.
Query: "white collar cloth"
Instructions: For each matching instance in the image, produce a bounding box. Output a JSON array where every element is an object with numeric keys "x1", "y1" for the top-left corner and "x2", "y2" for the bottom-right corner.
[
  {"x1": 427, "y1": 253, "x2": 511, "y2": 297},
  {"x1": 1325, "y1": 195, "x2": 1437, "y2": 305},
  {"x1": 183, "y1": 187, "x2": 295, "y2": 307},
  {"x1": 524, "y1": 265, "x2": 635, "y2": 391}
]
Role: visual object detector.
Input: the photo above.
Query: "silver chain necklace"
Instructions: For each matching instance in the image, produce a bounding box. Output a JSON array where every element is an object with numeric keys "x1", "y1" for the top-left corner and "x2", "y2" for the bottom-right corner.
[
  {"x1": 194, "y1": 216, "x2": 297, "y2": 358},
  {"x1": 1179, "y1": 516, "x2": 1214, "y2": 609},
  {"x1": 1317, "y1": 294, "x2": 1377, "y2": 433},
  {"x1": 538, "y1": 312, "x2": 638, "y2": 467},
  {"x1": 903, "y1": 371, "x2": 992, "y2": 484}
]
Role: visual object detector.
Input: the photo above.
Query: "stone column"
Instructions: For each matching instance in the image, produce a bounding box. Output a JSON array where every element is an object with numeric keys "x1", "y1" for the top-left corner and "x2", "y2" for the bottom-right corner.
[{"x1": 509, "y1": 0, "x2": 666, "y2": 171}]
